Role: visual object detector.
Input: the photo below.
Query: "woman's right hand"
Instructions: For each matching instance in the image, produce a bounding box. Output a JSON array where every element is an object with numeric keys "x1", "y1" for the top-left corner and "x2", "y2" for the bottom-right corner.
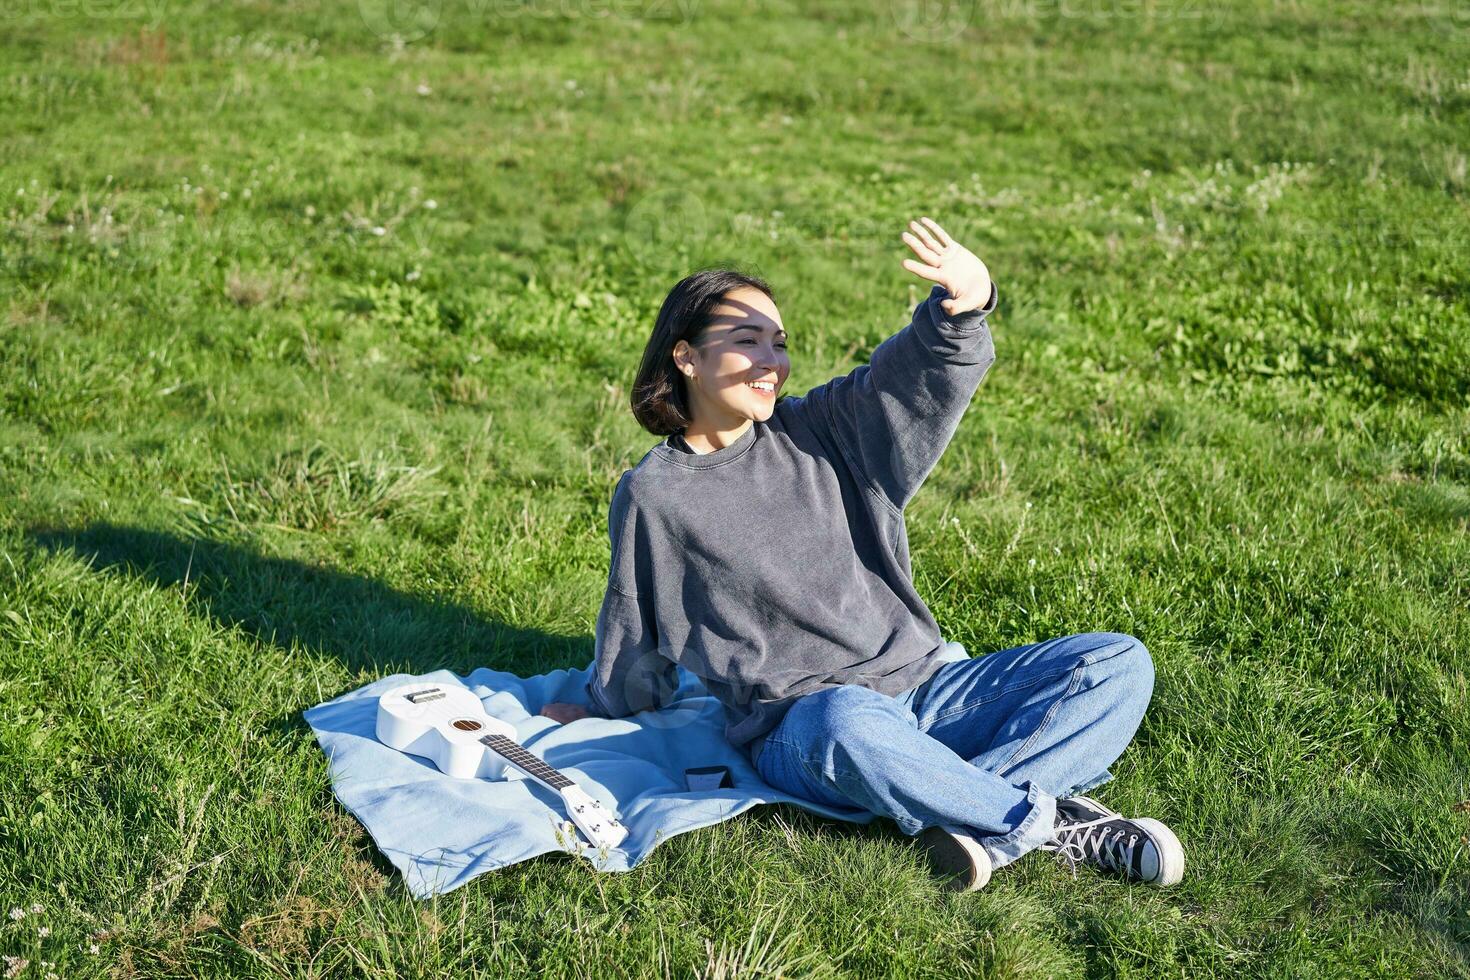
[
  {"x1": 540, "y1": 702, "x2": 590, "y2": 724},
  {"x1": 900, "y1": 216, "x2": 992, "y2": 317}
]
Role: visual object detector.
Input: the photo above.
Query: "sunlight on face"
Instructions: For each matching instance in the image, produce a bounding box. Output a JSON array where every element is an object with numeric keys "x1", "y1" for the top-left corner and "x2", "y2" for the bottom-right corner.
[{"x1": 678, "y1": 286, "x2": 792, "y2": 426}]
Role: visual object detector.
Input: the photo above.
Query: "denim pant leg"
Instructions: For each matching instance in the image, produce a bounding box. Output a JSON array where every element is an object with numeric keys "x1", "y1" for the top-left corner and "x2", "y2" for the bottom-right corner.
[
  {"x1": 904, "y1": 632, "x2": 1155, "y2": 801},
  {"x1": 754, "y1": 685, "x2": 1057, "y2": 869}
]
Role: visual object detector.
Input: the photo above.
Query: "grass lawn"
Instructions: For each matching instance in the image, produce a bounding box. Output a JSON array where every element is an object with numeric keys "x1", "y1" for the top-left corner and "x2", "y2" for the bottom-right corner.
[{"x1": 2, "y1": 0, "x2": 1468, "y2": 974}]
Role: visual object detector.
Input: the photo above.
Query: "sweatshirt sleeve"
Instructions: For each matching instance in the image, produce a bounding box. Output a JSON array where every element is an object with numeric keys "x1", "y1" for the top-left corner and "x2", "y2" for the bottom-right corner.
[
  {"x1": 584, "y1": 476, "x2": 678, "y2": 718},
  {"x1": 585, "y1": 583, "x2": 677, "y2": 718},
  {"x1": 795, "y1": 281, "x2": 998, "y2": 513}
]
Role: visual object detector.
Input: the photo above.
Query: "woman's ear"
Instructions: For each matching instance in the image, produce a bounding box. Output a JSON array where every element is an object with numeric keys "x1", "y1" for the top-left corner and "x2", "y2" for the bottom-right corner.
[{"x1": 672, "y1": 340, "x2": 694, "y2": 378}]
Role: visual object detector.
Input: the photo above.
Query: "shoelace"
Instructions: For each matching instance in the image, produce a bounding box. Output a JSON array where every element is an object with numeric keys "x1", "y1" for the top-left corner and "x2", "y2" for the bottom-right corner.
[{"x1": 1040, "y1": 816, "x2": 1141, "y2": 879}]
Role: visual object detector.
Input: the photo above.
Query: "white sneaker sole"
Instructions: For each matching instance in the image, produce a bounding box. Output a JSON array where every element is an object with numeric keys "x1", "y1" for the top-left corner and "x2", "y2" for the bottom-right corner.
[
  {"x1": 1133, "y1": 817, "x2": 1186, "y2": 886},
  {"x1": 918, "y1": 825, "x2": 993, "y2": 892}
]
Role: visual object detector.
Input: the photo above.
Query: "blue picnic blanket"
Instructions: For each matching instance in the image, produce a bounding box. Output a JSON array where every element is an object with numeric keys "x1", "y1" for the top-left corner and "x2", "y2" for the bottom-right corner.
[{"x1": 303, "y1": 664, "x2": 877, "y2": 897}]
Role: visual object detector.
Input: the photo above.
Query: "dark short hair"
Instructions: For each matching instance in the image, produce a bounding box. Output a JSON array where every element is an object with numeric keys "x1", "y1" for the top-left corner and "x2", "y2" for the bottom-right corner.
[{"x1": 630, "y1": 267, "x2": 778, "y2": 436}]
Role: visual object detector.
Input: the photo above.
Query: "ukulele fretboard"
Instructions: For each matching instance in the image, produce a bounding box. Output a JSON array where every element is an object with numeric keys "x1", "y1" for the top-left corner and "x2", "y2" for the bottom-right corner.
[{"x1": 479, "y1": 734, "x2": 574, "y2": 790}]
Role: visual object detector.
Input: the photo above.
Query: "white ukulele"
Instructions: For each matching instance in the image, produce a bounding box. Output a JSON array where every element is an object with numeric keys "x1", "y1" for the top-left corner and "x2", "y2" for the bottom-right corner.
[{"x1": 376, "y1": 682, "x2": 627, "y2": 851}]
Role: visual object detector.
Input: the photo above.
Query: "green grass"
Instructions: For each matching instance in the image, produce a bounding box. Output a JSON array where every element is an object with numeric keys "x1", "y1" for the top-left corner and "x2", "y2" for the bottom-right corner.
[{"x1": 2, "y1": 0, "x2": 1468, "y2": 975}]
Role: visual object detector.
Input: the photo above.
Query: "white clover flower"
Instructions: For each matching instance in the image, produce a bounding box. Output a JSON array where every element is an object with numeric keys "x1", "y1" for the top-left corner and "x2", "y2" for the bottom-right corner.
[
  {"x1": 88, "y1": 944, "x2": 100, "y2": 955},
  {"x1": 371, "y1": 226, "x2": 386, "y2": 236},
  {"x1": 304, "y1": 205, "x2": 316, "y2": 217},
  {"x1": 37, "y1": 926, "x2": 50, "y2": 938},
  {"x1": 416, "y1": 83, "x2": 431, "y2": 95},
  {"x1": 405, "y1": 269, "x2": 421, "y2": 282},
  {"x1": 423, "y1": 199, "x2": 437, "y2": 210},
  {"x1": 7, "y1": 907, "x2": 22, "y2": 920}
]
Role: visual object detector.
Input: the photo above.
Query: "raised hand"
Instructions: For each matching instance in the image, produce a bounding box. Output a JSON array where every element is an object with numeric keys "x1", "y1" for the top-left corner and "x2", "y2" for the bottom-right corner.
[{"x1": 900, "y1": 216, "x2": 992, "y2": 316}]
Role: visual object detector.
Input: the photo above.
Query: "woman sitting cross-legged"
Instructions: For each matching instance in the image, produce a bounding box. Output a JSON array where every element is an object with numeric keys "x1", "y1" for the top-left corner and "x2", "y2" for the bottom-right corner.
[{"x1": 541, "y1": 217, "x2": 1184, "y2": 891}]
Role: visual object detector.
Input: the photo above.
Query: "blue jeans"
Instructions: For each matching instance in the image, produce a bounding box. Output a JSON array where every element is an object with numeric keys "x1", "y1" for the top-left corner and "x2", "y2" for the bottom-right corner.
[{"x1": 752, "y1": 632, "x2": 1154, "y2": 868}]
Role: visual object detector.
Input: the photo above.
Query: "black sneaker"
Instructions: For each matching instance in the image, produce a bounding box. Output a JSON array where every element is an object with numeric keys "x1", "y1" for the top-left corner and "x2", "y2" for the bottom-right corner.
[
  {"x1": 917, "y1": 825, "x2": 993, "y2": 892},
  {"x1": 1039, "y1": 795, "x2": 1185, "y2": 886}
]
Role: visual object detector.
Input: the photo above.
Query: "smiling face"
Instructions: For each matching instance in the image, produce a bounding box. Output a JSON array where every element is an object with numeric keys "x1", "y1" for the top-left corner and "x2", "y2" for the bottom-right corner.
[{"x1": 672, "y1": 286, "x2": 791, "y2": 429}]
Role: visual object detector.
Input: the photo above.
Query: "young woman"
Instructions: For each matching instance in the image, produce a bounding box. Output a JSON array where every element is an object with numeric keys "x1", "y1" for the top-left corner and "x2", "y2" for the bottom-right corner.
[{"x1": 541, "y1": 217, "x2": 1184, "y2": 891}]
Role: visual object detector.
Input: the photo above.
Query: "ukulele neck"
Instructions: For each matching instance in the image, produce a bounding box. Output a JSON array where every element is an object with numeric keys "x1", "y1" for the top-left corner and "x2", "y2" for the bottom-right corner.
[{"x1": 478, "y1": 734, "x2": 574, "y2": 792}]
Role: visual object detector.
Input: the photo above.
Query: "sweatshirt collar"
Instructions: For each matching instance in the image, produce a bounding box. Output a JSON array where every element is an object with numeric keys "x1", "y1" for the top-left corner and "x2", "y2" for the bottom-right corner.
[{"x1": 654, "y1": 420, "x2": 759, "y2": 469}]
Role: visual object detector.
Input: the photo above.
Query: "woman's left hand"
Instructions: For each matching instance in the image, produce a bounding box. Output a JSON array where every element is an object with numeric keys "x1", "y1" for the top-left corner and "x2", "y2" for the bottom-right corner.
[
  {"x1": 540, "y1": 702, "x2": 590, "y2": 724},
  {"x1": 900, "y1": 216, "x2": 992, "y2": 316}
]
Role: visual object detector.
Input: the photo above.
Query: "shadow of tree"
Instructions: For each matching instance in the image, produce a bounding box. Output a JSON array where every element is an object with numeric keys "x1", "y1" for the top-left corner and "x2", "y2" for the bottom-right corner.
[
  {"x1": 28, "y1": 524, "x2": 589, "y2": 680},
  {"x1": 26, "y1": 524, "x2": 607, "y2": 890}
]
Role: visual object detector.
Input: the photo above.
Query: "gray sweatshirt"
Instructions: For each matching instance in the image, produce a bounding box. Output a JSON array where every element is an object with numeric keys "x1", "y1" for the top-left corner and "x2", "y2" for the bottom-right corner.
[{"x1": 586, "y1": 281, "x2": 999, "y2": 763}]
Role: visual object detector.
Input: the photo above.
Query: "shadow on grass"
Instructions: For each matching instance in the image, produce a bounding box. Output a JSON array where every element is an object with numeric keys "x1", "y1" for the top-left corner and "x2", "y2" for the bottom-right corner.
[
  {"x1": 28, "y1": 523, "x2": 590, "y2": 680},
  {"x1": 28, "y1": 523, "x2": 597, "y2": 889}
]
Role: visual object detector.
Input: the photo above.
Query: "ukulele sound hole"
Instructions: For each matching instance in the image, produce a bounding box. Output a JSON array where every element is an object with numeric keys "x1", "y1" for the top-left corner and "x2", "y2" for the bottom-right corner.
[{"x1": 451, "y1": 719, "x2": 483, "y2": 732}]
